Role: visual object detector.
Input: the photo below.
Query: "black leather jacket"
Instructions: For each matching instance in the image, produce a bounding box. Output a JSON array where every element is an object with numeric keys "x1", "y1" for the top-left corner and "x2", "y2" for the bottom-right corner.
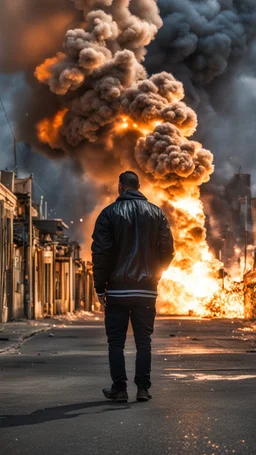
[{"x1": 91, "y1": 190, "x2": 174, "y2": 299}]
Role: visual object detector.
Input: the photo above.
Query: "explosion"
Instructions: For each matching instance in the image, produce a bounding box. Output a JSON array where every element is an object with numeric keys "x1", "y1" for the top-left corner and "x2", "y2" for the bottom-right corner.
[{"x1": 34, "y1": 0, "x2": 244, "y2": 318}]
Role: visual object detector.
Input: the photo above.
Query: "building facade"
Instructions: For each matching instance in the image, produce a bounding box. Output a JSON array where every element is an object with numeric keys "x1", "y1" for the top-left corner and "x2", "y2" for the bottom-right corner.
[
  {"x1": 0, "y1": 171, "x2": 95, "y2": 322},
  {"x1": 0, "y1": 173, "x2": 17, "y2": 322}
]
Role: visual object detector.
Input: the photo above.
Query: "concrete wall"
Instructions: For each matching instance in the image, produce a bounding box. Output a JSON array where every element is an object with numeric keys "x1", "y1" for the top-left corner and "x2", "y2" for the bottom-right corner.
[{"x1": 0, "y1": 183, "x2": 18, "y2": 322}]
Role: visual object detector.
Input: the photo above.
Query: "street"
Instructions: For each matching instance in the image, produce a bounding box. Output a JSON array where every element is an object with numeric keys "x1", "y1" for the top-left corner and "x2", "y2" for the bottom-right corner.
[{"x1": 0, "y1": 317, "x2": 256, "y2": 455}]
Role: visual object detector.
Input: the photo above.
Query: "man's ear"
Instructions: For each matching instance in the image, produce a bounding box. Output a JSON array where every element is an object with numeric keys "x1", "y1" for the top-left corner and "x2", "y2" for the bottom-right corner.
[{"x1": 138, "y1": 184, "x2": 140, "y2": 190}]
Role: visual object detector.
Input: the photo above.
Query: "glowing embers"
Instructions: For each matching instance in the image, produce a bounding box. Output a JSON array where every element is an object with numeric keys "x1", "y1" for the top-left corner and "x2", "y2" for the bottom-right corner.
[
  {"x1": 36, "y1": 108, "x2": 68, "y2": 147},
  {"x1": 117, "y1": 116, "x2": 163, "y2": 136},
  {"x1": 209, "y1": 281, "x2": 244, "y2": 318},
  {"x1": 120, "y1": 117, "x2": 129, "y2": 129}
]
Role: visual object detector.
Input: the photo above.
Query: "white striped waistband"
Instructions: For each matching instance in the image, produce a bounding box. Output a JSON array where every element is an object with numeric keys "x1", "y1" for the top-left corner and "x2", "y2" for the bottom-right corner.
[{"x1": 106, "y1": 289, "x2": 157, "y2": 298}]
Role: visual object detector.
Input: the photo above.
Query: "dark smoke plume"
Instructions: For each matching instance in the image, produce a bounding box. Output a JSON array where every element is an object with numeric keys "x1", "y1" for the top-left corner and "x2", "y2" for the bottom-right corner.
[
  {"x1": 144, "y1": 1, "x2": 256, "y2": 176},
  {"x1": 147, "y1": 1, "x2": 256, "y2": 92}
]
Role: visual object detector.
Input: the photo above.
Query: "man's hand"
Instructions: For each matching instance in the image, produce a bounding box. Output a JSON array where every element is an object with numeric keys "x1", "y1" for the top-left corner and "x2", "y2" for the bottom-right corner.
[{"x1": 97, "y1": 294, "x2": 106, "y2": 308}]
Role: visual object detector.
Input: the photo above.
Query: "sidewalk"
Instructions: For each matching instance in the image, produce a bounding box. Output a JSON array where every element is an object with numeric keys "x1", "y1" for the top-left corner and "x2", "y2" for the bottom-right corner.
[
  {"x1": 0, "y1": 320, "x2": 51, "y2": 354},
  {"x1": 0, "y1": 311, "x2": 103, "y2": 354}
]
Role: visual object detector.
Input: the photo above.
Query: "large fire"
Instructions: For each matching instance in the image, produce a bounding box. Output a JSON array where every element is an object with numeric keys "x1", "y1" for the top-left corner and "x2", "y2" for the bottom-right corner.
[
  {"x1": 157, "y1": 197, "x2": 244, "y2": 318},
  {"x1": 158, "y1": 197, "x2": 219, "y2": 315},
  {"x1": 35, "y1": 108, "x2": 245, "y2": 318},
  {"x1": 33, "y1": 2, "x2": 245, "y2": 318}
]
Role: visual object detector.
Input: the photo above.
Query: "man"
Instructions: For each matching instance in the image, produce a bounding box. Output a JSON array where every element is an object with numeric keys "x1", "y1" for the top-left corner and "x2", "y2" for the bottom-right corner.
[{"x1": 91, "y1": 171, "x2": 174, "y2": 402}]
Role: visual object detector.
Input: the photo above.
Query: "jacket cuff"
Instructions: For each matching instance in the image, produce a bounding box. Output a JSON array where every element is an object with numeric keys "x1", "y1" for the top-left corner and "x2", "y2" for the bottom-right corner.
[
  {"x1": 97, "y1": 292, "x2": 105, "y2": 297},
  {"x1": 95, "y1": 286, "x2": 106, "y2": 295}
]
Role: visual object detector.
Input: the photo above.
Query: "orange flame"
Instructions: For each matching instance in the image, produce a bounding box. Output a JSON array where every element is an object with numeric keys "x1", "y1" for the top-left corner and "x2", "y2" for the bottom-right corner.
[
  {"x1": 116, "y1": 115, "x2": 245, "y2": 318},
  {"x1": 36, "y1": 108, "x2": 68, "y2": 147},
  {"x1": 35, "y1": 53, "x2": 65, "y2": 83},
  {"x1": 157, "y1": 196, "x2": 244, "y2": 318}
]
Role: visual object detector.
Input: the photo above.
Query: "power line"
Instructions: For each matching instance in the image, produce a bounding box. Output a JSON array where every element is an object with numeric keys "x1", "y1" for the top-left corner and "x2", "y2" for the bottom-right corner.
[
  {"x1": 33, "y1": 178, "x2": 45, "y2": 195},
  {"x1": 0, "y1": 94, "x2": 24, "y2": 173},
  {"x1": 0, "y1": 96, "x2": 54, "y2": 211},
  {"x1": 0, "y1": 96, "x2": 42, "y2": 180},
  {"x1": 0, "y1": 95, "x2": 16, "y2": 141}
]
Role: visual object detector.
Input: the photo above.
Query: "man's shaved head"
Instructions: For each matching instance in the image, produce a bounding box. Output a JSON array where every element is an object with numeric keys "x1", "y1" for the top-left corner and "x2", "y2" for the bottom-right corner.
[{"x1": 119, "y1": 171, "x2": 140, "y2": 190}]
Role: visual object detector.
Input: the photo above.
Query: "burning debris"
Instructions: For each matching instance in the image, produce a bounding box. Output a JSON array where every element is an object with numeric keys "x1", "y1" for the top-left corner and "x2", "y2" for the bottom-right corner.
[
  {"x1": 207, "y1": 281, "x2": 244, "y2": 318},
  {"x1": 33, "y1": 0, "x2": 244, "y2": 317}
]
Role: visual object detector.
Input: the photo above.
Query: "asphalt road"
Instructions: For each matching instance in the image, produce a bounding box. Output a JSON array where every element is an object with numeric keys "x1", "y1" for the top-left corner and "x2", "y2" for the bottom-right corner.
[{"x1": 0, "y1": 317, "x2": 256, "y2": 455}]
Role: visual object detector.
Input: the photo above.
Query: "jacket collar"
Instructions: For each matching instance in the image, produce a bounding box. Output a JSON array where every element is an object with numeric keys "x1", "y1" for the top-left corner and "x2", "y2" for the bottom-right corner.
[{"x1": 116, "y1": 189, "x2": 147, "y2": 201}]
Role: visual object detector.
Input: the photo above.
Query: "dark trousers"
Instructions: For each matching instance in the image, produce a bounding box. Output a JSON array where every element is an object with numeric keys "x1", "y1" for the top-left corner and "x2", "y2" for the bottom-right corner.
[{"x1": 105, "y1": 299, "x2": 156, "y2": 391}]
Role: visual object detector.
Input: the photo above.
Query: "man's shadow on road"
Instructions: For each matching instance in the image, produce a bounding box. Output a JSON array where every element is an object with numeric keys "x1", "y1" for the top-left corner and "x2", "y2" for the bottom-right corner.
[{"x1": 0, "y1": 400, "x2": 138, "y2": 428}]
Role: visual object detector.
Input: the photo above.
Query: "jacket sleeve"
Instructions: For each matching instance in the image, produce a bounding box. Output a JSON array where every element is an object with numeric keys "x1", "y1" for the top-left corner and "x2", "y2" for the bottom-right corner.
[
  {"x1": 159, "y1": 210, "x2": 175, "y2": 271},
  {"x1": 91, "y1": 209, "x2": 114, "y2": 295}
]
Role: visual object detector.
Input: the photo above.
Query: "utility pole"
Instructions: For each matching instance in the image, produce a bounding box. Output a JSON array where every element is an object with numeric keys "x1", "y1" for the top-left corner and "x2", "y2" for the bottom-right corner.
[
  {"x1": 23, "y1": 176, "x2": 33, "y2": 319},
  {"x1": 39, "y1": 196, "x2": 44, "y2": 220},
  {"x1": 45, "y1": 201, "x2": 48, "y2": 220},
  {"x1": 13, "y1": 137, "x2": 18, "y2": 177}
]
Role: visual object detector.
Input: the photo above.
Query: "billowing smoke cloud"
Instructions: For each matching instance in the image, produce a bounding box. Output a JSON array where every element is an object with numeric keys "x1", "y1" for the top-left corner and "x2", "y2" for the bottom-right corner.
[
  {"x1": 34, "y1": 2, "x2": 201, "y2": 161},
  {"x1": 34, "y1": 0, "x2": 161, "y2": 146},
  {"x1": 144, "y1": 0, "x2": 256, "y2": 178},
  {"x1": 135, "y1": 122, "x2": 213, "y2": 196},
  {"x1": 146, "y1": 0, "x2": 256, "y2": 94},
  {"x1": 121, "y1": 73, "x2": 197, "y2": 136}
]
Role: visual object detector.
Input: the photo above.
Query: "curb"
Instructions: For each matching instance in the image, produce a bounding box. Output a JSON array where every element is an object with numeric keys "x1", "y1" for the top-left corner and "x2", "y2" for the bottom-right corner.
[{"x1": 0, "y1": 326, "x2": 51, "y2": 354}]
